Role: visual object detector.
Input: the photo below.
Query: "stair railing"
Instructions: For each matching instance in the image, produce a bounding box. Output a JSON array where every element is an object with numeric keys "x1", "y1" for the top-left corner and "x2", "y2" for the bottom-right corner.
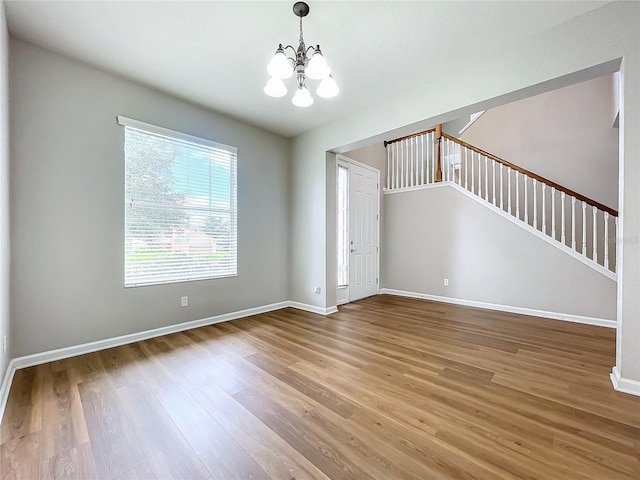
[{"x1": 384, "y1": 127, "x2": 617, "y2": 274}]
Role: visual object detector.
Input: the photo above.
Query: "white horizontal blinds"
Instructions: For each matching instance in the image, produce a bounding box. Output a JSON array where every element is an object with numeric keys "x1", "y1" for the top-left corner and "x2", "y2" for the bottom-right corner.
[{"x1": 120, "y1": 117, "x2": 237, "y2": 287}]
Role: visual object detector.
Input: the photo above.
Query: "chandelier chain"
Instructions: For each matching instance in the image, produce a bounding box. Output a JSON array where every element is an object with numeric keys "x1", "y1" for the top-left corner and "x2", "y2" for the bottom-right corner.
[{"x1": 299, "y1": 16, "x2": 303, "y2": 45}]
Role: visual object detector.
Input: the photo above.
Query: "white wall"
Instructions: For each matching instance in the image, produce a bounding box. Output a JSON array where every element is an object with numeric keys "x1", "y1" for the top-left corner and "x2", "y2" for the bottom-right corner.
[
  {"x1": 383, "y1": 185, "x2": 615, "y2": 321},
  {"x1": 10, "y1": 39, "x2": 291, "y2": 357},
  {"x1": 290, "y1": 2, "x2": 639, "y2": 387},
  {"x1": 461, "y1": 74, "x2": 619, "y2": 210},
  {"x1": 0, "y1": 1, "x2": 10, "y2": 379}
]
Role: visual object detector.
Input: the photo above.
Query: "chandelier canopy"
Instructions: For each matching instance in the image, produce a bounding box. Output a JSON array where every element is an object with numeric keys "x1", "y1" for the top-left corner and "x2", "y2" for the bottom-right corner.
[{"x1": 264, "y1": 2, "x2": 339, "y2": 107}]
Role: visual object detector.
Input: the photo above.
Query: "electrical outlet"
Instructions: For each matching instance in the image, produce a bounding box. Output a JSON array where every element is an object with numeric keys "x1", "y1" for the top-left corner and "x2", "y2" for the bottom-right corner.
[
  {"x1": 313, "y1": 286, "x2": 321, "y2": 294},
  {"x1": 443, "y1": 278, "x2": 449, "y2": 286},
  {"x1": 181, "y1": 296, "x2": 188, "y2": 307}
]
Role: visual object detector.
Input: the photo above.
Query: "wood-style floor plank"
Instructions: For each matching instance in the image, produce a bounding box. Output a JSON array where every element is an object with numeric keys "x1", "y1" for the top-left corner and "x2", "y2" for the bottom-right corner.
[
  {"x1": 76, "y1": 380, "x2": 144, "y2": 479},
  {"x1": 40, "y1": 443, "x2": 98, "y2": 480},
  {"x1": 155, "y1": 381, "x2": 270, "y2": 480},
  {"x1": 115, "y1": 381, "x2": 209, "y2": 480},
  {"x1": 2, "y1": 295, "x2": 639, "y2": 479},
  {"x1": 193, "y1": 381, "x2": 330, "y2": 480}
]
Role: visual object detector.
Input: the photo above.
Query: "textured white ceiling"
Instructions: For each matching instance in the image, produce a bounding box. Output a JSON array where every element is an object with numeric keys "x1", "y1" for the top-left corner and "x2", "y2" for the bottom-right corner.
[{"x1": 5, "y1": 1, "x2": 608, "y2": 138}]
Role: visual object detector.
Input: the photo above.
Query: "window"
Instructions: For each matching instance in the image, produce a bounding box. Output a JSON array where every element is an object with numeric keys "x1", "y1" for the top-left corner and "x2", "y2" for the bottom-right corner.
[
  {"x1": 337, "y1": 162, "x2": 349, "y2": 286},
  {"x1": 118, "y1": 116, "x2": 237, "y2": 287}
]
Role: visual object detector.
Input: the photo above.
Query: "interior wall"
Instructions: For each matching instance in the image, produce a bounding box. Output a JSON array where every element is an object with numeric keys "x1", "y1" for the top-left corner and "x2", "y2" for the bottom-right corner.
[
  {"x1": 461, "y1": 74, "x2": 619, "y2": 210},
  {"x1": 289, "y1": 2, "x2": 639, "y2": 385},
  {"x1": 10, "y1": 39, "x2": 291, "y2": 357},
  {"x1": 383, "y1": 185, "x2": 616, "y2": 320},
  {"x1": 0, "y1": 1, "x2": 10, "y2": 379}
]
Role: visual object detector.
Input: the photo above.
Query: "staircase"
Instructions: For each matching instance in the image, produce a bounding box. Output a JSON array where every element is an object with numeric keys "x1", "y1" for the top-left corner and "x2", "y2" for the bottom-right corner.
[{"x1": 383, "y1": 126, "x2": 617, "y2": 278}]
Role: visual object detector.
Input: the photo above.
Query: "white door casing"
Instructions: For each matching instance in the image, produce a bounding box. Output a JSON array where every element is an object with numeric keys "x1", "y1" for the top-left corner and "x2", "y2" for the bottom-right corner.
[{"x1": 348, "y1": 161, "x2": 379, "y2": 301}]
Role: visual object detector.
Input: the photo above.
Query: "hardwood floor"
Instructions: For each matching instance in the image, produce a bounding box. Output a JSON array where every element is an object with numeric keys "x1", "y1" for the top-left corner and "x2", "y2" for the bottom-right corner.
[{"x1": 1, "y1": 295, "x2": 639, "y2": 479}]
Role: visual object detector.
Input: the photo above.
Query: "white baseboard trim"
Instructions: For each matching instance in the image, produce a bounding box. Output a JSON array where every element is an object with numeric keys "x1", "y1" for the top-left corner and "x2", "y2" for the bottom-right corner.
[
  {"x1": 0, "y1": 359, "x2": 17, "y2": 426},
  {"x1": 379, "y1": 288, "x2": 616, "y2": 329},
  {"x1": 288, "y1": 301, "x2": 338, "y2": 316},
  {"x1": 0, "y1": 299, "x2": 342, "y2": 422},
  {"x1": 0, "y1": 300, "x2": 289, "y2": 421},
  {"x1": 610, "y1": 366, "x2": 640, "y2": 396},
  {"x1": 10, "y1": 301, "x2": 291, "y2": 372}
]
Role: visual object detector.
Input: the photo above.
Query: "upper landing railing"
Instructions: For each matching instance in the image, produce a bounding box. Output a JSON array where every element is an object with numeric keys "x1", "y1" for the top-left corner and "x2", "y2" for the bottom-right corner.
[{"x1": 384, "y1": 126, "x2": 617, "y2": 274}]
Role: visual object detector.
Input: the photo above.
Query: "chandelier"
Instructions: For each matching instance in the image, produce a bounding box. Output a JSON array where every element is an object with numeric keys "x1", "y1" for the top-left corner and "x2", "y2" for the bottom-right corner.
[{"x1": 264, "y1": 2, "x2": 339, "y2": 107}]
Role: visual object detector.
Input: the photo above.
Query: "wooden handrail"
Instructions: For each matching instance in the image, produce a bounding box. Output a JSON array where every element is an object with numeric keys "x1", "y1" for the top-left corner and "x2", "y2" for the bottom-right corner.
[
  {"x1": 384, "y1": 127, "x2": 436, "y2": 147},
  {"x1": 441, "y1": 133, "x2": 618, "y2": 217}
]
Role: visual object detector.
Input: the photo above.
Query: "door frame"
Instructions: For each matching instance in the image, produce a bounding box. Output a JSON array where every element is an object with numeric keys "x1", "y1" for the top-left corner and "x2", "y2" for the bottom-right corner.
[{"x1": 336, "y1": 154, "x2": 380, "y2": 305}]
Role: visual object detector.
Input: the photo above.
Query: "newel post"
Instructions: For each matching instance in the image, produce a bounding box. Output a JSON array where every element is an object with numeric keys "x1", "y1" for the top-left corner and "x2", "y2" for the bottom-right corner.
[{"x1": 435, "y1": 124, "x2": 443, "y2": 182}]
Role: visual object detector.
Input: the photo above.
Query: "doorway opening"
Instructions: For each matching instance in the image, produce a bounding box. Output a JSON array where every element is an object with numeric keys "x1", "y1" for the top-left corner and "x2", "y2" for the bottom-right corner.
[{"x1": 336, "y1": 155, "x2": 380, "y2": 305}]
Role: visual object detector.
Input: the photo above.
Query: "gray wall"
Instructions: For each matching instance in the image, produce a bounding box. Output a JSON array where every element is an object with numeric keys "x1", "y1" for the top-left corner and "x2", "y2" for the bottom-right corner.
[
  {"x1": 0, "y1": 2, "x2": 10, "y2": 378},
  {"x1": 383, "y1": 185, "x2": 616, "y2": 320},
  {"x1": 461, "y1": 74, "x2": 619, "y2": 210},
  {"x1": 10, "y1": 39, "x2": 290, "y2": 357},
  {"x1": 289, "y1": 2, "x2": 639, "y2": 385}
]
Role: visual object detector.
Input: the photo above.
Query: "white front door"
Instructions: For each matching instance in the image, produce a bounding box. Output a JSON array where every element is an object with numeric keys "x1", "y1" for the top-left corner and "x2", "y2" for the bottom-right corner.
[{"x1": 348, "y1": 162, "x2": 379, "y2": 301}]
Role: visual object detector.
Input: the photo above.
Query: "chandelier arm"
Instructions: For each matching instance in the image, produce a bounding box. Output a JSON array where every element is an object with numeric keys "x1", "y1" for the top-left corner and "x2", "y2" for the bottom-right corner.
[
  {"x1": 282, "y1": 45, "x2": 297, "y2": 56},
  {"x1": 305, "y1": 45, "x2": 317, "y2": 55}
]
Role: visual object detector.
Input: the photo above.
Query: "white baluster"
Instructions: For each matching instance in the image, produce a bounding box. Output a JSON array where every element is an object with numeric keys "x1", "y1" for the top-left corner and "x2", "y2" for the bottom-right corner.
[
  {"x1": 492, "y1": 160, "x2": 496, "y2": 205},
  {"x1": 464, "y1": 148, "x2": 469, "y2": 189},
  {"x1": 409, "y1": 138, "x2": 413, "y2": 185},
  {"x1": 442, "y1": 139, "x2": 446, "y2": 182},
  {"x1": 398, "y1": 142, "x2": 403, "y2": 188},
  {"x1": 395, "y1": 142, "x2": 399, "y2": 189},
  {"x1": 615, "y1": 217, "x2": 618, "y2": 273},
  {"x1": 571, "y1": 197, "x2": 576, "y2": 250},
  {"x1": 533, "y1": 179, "x2": 537, "y2": 229},
  {"x1": 500, "y1": 164, "x2": 504, "y2": 210},
  {"x1": 426, "y1": 134, "x2": 430, "y2": 184},
  {"x1": 445, "y1": 140, "x2": 449, "y2": 182},
  {"x1": 448, "y1": 140, "x2": 452, "y2": 182},
  {"x1": 551, "y1": 187, "x2": 556, "y2": 239},
  {"x1": 478, "y1": 153, "x2": 482, "y2": 198},
  {"x1": 524, "y1": 177, "x2": 529, "y2": 224},
  {"x1": 432, "y1": 133, "x2": 436, "y2": 183},
  {"x1": 561, "y1": 192, "x2": 566, "y2": 245},
  {"x1": 542, "y1": 184, "x2": 547, "y2": 234},
  {"x1": 604, "y1": 212, "x2": 610, "y2": 268},
  {"x1": 409, "y1": 138, "x2": 413, "y2": 187},
  {"x1": 471, "y1": 151, "x2": 475, "y2": 194},
  {"x1": 484, "y1": 157, "x2": 488, "y2": 201},
  {"x1": 386, "y1": 145, "x2": 391, "y2": 189},
  {"x1": 405, "y1": 139, "x2": 409, "y2": 187},
  {"x1": 593, "y1": 206, "x2": 598, "y2": 263},
  {"x1": 415, "y1": 137, "x2": 419, "y2": 186},
  {"x1": 582, "y1": 202, "x2": 587, "y2": 255},
  {"x1": 458, "y1": 145, "x2": 463, "y2": 187},
  {"x1": 507, "y1": 167, "x2": 512, "y2": 215},
  {"x1": 416, "y1": 136, "x2": 420, "y2": 185},
  {"x1": 515, "y1": 171, "x2": 520, "y2": 219},
  {"x1": 420, "y1": 135, "x2": 425, "y2": 185}
]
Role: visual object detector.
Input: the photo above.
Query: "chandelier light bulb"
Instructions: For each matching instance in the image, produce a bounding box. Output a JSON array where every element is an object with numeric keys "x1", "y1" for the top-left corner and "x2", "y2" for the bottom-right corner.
[
  {"x1": 267, "y1": 47, "x2": 293, "y2": 79},
  {"x1": 264, "y1": 77, "x2": 288, "y2": 97},
  {"x1": 292, "y1": 85, "x2": 314, "y2": 107},
  {"x1": 305, "y1": 48, "x2": 331, "y2": 80},
  {"x1": 316, "y1": 75, "x2": 339, "y2": 98}
]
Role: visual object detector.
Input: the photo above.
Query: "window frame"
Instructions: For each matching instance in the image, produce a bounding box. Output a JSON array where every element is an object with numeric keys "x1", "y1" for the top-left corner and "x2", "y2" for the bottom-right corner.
[{"x1": 118, "y1": 116, "x2": 238, "y2": 287}]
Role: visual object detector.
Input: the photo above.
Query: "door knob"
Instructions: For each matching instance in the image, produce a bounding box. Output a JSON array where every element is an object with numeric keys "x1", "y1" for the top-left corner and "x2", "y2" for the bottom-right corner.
[{"x1": 350, "y1": 248, "x2": 357, "y2": 253}]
